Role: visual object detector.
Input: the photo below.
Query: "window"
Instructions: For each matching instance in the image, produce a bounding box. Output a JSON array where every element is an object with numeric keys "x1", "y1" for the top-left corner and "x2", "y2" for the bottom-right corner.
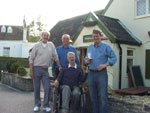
[
  {"x1": 7, "y1": 26, "x2": 13, "y2": 33},
  {"x1": 127, "y1": 49, "x2": 134, "y2": 72},
  {"x1": 137, "y1": 0, "x2": 146, "y2": 16},
  {"x1": 1, "y1": 26, "x2": 6, "y2": 32},
  {"x1": 149, "y1": 0, "x2": 150, "y2": 13},
  {"x1": 136, "y1": 0, "x2": 150, "y2": 16},
  {"x1": 145, "y1": 50, "x2": 150, "y2": 79},
  {"x1": 3, "y1": 47, "x2": 10, "y2": 56}
]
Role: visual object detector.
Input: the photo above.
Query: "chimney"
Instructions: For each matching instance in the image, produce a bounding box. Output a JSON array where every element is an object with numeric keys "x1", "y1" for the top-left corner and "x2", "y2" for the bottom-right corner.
[{"x1": 23, "y1": 16, "x2": 28, "y2": 42}]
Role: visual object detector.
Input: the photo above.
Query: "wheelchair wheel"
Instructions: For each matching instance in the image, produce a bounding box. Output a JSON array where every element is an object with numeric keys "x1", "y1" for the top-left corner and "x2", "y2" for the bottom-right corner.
[
  {"x1": 80, "y1": 89, "x2": 86, "y2": 113},
  {"x1": 52, "y1": 88, "x2": 60, "y2": 113}
]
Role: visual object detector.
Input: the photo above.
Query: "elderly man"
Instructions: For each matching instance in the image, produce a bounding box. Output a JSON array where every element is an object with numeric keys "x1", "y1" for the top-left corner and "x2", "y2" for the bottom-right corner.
[
  {"x1": 54, "y1": 52, "x2": 87, "y2": 113},
  {"x1": 85, "y1": 29, "x2": 117, "y2": 113},
  {"x1": 29, "y1": 31, "x2": 61, "y2": 112},
  {"x1": 52, "y1": 34, "x2": 80, "y2": 78}
]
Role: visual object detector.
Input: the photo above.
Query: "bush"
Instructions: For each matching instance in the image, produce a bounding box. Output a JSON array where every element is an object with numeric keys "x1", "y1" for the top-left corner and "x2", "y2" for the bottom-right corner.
[
  {"x1": 17, "y1": 66, "x2": 27, "y2": 76},
  {"x1": 10, "y1": 62, "x2": 21, "y2": 73},
  {"x1": 6, "y1": 61, "x2": 15, "y2": 73}
]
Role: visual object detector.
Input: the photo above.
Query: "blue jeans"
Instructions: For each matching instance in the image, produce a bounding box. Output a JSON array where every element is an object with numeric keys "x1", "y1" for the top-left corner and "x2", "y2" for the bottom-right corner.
[{"x1": 88, "y1": 70, "x2": 108, "y2": 113}]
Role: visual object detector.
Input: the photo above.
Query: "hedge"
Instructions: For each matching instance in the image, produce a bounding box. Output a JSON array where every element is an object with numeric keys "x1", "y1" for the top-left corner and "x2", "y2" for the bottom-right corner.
[{"x1": 0, "y1": 56, "x2": 29, "y2": 73}]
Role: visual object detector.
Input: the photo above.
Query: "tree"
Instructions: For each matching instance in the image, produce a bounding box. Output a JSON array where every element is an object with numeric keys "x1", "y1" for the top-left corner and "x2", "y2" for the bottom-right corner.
[{"x1": 28, "y1": 16, "x2": 46, "y2": 42}]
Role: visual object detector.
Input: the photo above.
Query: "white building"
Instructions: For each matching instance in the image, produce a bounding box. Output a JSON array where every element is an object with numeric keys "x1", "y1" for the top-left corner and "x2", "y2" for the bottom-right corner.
[
  {"x1": 104, "y1": 0, "x2": 150, "y2": 88},
  {"x1": 50, "y1": 8, "x2": 145, "y2": 89},
  {"x1": 0, "y1": 23, "x2": 36, "y2": 58}
]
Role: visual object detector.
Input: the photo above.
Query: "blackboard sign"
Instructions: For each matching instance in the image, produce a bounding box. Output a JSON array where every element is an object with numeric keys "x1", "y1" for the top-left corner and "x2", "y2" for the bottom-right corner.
[{"x1": 130, "y1": 66, "x2": 144, "y2": 87}]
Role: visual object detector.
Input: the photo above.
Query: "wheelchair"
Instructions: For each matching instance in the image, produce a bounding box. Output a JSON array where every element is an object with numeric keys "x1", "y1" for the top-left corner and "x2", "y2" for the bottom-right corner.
[{"x1": 52, "y1": 85, "x2": 86, "y2": 113}]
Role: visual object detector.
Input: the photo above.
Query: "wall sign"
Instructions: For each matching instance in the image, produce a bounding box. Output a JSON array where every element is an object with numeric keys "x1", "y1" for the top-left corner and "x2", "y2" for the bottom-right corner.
[{"x1": 83, "y1": 35, "x2": 92, "y2": 42}]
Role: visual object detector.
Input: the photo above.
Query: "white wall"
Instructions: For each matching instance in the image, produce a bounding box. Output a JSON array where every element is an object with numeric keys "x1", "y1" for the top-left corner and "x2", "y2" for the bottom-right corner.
[
  {"x1": 0, "y1": 41, "x2": 36, "y2": 58},
  {"x1": 0, "y1": 41, "x2": 22, "y2": 57},
  {"x1": 105, "y1": 0, "x2": 150, "y2": 43},
  {"x1": 22, "y1": 42, "x2": 36, "y2": 58},
  {"x1": 105, "y1": 0, "x2": 150, "y2": 87}
]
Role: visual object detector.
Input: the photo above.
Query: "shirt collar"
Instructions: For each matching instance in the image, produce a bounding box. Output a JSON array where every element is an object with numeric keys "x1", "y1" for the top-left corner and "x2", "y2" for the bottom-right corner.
[
  {"x1": 62, "y1": 45, "x2": 71, "y2": 49},
  {"x1": 94, "y1": 41, "x2": 101, "y2": 47},
  {"x1": 68, "y1": 63, "x2": 77, "y2": 69}
]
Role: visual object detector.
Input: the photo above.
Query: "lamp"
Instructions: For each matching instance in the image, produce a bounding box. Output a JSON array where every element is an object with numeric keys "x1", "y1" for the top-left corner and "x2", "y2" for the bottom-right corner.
[{"x1": 148, "y1": 31, "x2": 150, "y2": 37}]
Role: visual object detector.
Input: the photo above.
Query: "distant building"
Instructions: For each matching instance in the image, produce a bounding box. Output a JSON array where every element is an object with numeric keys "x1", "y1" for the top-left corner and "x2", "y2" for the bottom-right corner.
[{"x1": 0, "y1": 19, "x2": 36, "y2": 58}]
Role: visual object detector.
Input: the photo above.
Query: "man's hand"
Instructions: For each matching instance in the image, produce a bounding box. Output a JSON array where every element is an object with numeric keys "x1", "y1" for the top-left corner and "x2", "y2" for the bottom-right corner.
[
  {"x1": 87, "y1": 58, "x2": 92, "y2": 64},
  {"x1": 97, "y1": 64, "x2": 109, "y2": 71},
  {"x1": 52, "y1": 72, "x2": 57, "y2": 79},
  {"x1": 30, "y1": 69, "x2": 34, "y2": 78},
  {"x1": 58, "y1": 66, "x2": 62, "y2": 71},
  {"x1": 54, "y1": 80, "x2": 59, "y2": 88}
]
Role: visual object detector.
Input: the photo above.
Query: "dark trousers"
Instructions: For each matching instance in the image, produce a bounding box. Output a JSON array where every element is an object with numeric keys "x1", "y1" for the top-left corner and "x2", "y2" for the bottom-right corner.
[
  {"x1": 61, "y1": 85, "x2": 81, "y2": 113},
  {"x1": 33, "y1": 66, "x2": 50, "y2": 107}
]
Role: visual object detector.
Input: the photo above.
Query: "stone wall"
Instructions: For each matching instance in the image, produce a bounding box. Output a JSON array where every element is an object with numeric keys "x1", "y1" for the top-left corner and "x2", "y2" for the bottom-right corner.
[
  {"x1": 1, "y1": 72, "x2": 33, "y2": 91},
  {"x1": 108, "y1": 94, "x2": 150, "y2": 113}
]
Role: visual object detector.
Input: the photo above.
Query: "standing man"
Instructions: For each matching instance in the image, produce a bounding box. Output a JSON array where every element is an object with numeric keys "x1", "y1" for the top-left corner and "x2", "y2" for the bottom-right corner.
[
  {"x1": 52, "y1": 34, "x2": 80, "y2": 78},
  {"x1": 29, "y1": 31, "x2": 61, "y2": 112},
  {"x1": 85, "y1": 29, "x2": 117, "y2": 113}
]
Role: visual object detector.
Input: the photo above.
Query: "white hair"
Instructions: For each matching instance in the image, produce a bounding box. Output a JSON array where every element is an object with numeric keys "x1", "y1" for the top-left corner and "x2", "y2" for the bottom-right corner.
[
  {"x1": 67, "y1": 52, "x2": 75, "y2": 58},
  {"x1": 62, "y1": 34, "x2": 70, "y2": 40},
  {"x1": 41, "y1": 31, "x2": 51, "y2": 37}
]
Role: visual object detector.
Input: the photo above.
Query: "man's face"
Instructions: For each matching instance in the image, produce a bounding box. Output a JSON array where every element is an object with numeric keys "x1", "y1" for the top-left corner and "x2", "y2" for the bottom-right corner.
[
  {"x1": 62, "y1": 35, "x2": 70, "y2": 46},
  {"x1": 68, "y1": 54, "x2": 75, "y2": 64},
  {"x1": 42, "y1": 32, "x2": 49, "y2": 43},
  {"x1": 92, "y1": 33, "x2": 101, "y2": 45}
]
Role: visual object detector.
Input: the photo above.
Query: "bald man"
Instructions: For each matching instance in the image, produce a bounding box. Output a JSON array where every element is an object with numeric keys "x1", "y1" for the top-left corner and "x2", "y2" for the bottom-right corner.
[{"x1": 52, "y1": 34, "x2": 80, "y2": 78}]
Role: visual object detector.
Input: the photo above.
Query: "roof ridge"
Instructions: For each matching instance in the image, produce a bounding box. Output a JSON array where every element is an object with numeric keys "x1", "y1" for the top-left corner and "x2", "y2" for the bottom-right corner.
[
  {"x1": 97, "y1": 14, "x2": 119, "y2": 21},
  {"x1": 0, "y1": 25, "x2": 23, "y2": 27}
]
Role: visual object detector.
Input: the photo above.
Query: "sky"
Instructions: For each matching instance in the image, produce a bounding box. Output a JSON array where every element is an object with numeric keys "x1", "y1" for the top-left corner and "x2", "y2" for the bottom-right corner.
[{"x1": 1, "y1": 0, "x2": 109, "y2": 30}]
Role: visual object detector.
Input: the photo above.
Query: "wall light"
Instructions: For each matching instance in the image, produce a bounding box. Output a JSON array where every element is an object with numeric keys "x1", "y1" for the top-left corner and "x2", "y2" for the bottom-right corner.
[{"x1": 148, "y1": 31, "x2": 150, "y2": 37}]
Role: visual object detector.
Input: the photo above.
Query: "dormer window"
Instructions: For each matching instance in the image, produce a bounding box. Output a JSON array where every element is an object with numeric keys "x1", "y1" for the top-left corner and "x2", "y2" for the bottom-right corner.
[
  {"x1": 1, "y1": 26, "x2": 6, "y2": 32},
  {"x1": 7, "y1": 26, "x2": 13, "y2": 33}
]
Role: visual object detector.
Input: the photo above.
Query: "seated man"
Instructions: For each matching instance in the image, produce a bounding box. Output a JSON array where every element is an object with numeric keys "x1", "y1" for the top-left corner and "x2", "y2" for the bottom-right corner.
[{"x1": 54, "y1": 52, "x2": 87, "y2": 113}]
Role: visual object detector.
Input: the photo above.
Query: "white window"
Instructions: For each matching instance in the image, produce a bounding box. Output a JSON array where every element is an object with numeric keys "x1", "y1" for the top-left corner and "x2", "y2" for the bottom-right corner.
[
  {"x1": 1, "y1": 26, "x2": 6, "y2": 32},
  {"x1": 3, "y1": 47, "x2": 10, "y2": 56},
  {"x1": 136, "y1": 0, "x2": 150, "y2": 16},
  {"x1": 7, "y1": 26, "x2": 13, "y2": 33},
  {"x1": 127, "y1": 49, "x2": 134, "y2": 72},
  {"x1": 137, "y1": 0, "x2": 146, "y2": 16},
  {"x1": 149, "y1": 0, "x2": 150, "y2": 13}
]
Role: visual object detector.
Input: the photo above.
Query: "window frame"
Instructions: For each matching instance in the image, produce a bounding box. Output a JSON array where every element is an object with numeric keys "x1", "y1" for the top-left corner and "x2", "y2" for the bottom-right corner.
[
  {"x1": 7, "y1": 26, "x2": 13, "y2": 33},
  {"x1": 3, "y1": 47, "x2": 10, "y2": 56},
  {"x1": 1, "y1": 26, "x2": 6, "y2": 32},
  {"x1": 135, "y1": 0, "x2": 150, "y2": 18}
]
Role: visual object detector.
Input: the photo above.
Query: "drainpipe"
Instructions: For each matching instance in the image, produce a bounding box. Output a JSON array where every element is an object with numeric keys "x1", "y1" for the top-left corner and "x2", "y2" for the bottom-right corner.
[{"x1": 117, "y1": 42, "x2": 122, "y2": 89}]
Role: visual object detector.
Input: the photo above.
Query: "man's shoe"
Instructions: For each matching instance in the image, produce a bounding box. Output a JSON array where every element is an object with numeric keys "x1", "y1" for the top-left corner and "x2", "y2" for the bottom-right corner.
[
  {"x1": 43, "y1": 107, "x2": 51, "y2": 112},
  {"x1": 33, "y1": 106, "x2": 40, "y2": 112}
]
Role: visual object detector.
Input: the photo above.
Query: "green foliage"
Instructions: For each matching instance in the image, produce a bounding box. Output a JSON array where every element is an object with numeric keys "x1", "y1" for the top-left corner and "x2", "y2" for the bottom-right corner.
[
  {"x1": 6, "y1": 61, "x2": 15, "y2": 73},
  {"x1": 28, "y1": 16, "x2": 46, "y2": 37},
  {"x1": 28, "y1": 35, "x2": 41, "y2": 42},
  {"x1": 10, "y1": 62, "x2": 21, "y2": 73},
  {"x1": 17, "y1": 66, "x2": 27, "y2": 76},
  {"x1": 0, "y1": 56, "x2": 28, "y2": 74}
]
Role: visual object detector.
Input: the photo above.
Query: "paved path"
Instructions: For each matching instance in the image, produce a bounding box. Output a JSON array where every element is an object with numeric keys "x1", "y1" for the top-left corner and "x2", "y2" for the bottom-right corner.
[{"x1": 0, "y1": 83, "x2": 51, "y2": 113}]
